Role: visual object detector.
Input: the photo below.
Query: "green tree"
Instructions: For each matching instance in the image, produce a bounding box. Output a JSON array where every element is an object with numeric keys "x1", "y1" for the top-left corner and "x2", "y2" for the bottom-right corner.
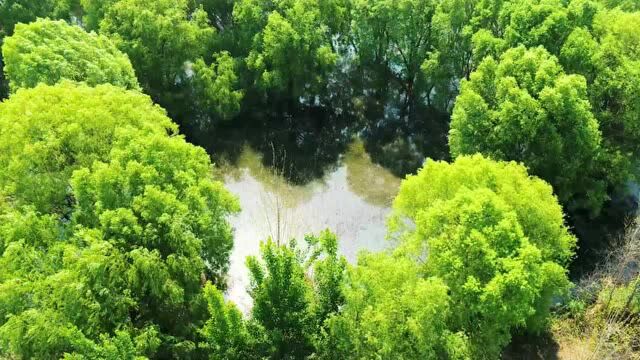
[
  {"x1": 432, "y1": 0, "x2": 506, "y2": 100},
  {"x1": 0, "y1": 0, "x2": 77, "y2": 99},
  {"x1": 80, "y1": 0, "x2": 116, "y2": 31},
  {"x1": 499, "y1": 0, "x2": 573, "y2": 55},
  {"x1": 322, "y1": 253, "x2": 470, "y2": 359},
  {"x1": 200, "y1": 231, "x2": 346, "y2": 359},
  {"x1": 449, "y1": 45, "x2": 604, "y2": 213},
  {"x1": 0, "y1": 0, "x2": 74, "y2": 39},
  {"x1": 2, "y1": 19, "x2": 139, "y2": 92},
  {"x1": 389, "y1": 154, "x2": 575, "y2": 358},
  {"x1": 305, "y1": 230, "x2": 347, "y2": 328},
  {"x1": 245, "y1": 238, "x2": 315, "y2": 359},
  {"x1": 199, "y1": 284, "x2": 258, "y2": 360},
  {"x1": 0, "y1": 82, "x2": 239, "y2": 359},
  {"x1": 466, "y1": 0, "x2": 600, "y2": 58},
  {"x1": 99, "y1": 0, "x2": 214, "y2": 102},
  {"x1": 0, "y1": 82, "x2": 172, "y2": 214},
  {"x1": 236, "y1": 0, "x2": 337, "y2": 104},
  {"x1": 560, "y1": 9, "x2": 640, "y2": 196}
]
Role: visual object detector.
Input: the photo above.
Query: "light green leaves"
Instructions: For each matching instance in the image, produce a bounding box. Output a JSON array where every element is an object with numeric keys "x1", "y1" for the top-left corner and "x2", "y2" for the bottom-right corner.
[
  {"x1": 389, "y1": 154, "x2": 575, "y2": 358},
  {"x1": 2, "y1": 19, "x2": 139, "y2": 92},
  {"x1": 243, "y1": 0, "x2": 338, "y2": 99},
  {"x1": 100, "y1": 0, "x2": 214, "y2": 95},
  {"x1": 0, "y1": 82, "x2": 239, "y2": 358}
]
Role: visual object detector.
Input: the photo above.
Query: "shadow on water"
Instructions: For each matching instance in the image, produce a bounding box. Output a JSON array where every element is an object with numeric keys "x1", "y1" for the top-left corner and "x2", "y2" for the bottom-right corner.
[
  {"x1": 567, "y1": 189, "x2": 638, "y2": 278},
  {"x1": 361, "y1": 100, "x2": 451, "y2": 177},
  {"x1": 183, "y1": 103, "x2": 359, "y2": 184}
]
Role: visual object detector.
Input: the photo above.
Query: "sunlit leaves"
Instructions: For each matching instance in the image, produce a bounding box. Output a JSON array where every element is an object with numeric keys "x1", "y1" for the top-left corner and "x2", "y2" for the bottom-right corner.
[
  {"x1": 3, "y1": 19, "x2": 139, "y2": 92},
  {"x1": 390, "y1": 154, "x2": 575, "y2": 358},
  {"x1": 0, "y1": 82, "x2": 239, "y2": 359},
  {"x1": 449, "y1": 46, "x2": 604, "y2": 213},
  {"x1": 100, "y1": 0, "x2": 214, "y2": 97}
]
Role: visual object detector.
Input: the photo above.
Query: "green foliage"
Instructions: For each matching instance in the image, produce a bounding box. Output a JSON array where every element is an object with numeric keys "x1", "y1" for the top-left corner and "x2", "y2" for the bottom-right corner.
[
  {"x1": 449, "y1": 46, "x2": 604, "y2": 214},
  {"x1": 0, "y1": 0, "x2": 73, "y2": 39},
  {"x1": 389, "y1": 154, "x2": 575, "y2": 358},
  {"x1": 306, "y1": 230, "x2": 347, "y2": 327},
  {"x1": 0, "y1": 82, "x2": 239, "y2": 359},
  {"x1": 199, "y1": 284, "x2": 256, "y2": 360},
  {"x1": 200, "y1": 231, "x2": 347, "y2": 359},
  {"x1": 99, "y1": 0, "x2": 214, "y2": 98},
  {"x1": 0, "y1": 81, "x2": 173, "y2": 214},
  {"x1": 500, "y1": 0, "x2": 573, "y2": 55},
  {"x1": 432, "y1": 0, "x2": 505, "y2": 95},
  {"x1": 351, "y1": 0, "x2": 442, "y2": 109},
  {"x1": 598, "y1": 278, "x2": 640, "y2": 315},
  {"x1": 80, "y1": 0, "x2": 117, "y2": 31},
  {"x1": 192, "y1": 51, "x2": 244, "y2": 120},
  {"x1": 323, "y1": 253, "x2": 470, "y2": 359},
  {"x1": 561, "y1": 9, "x2": 640, "y2": 192},
  {"x1": 237, "y1": 0, "x2": 338, "y2": 100},
  {"x1": 2, "y1": 19, "x2": 139, "y2": 92},
  {"x1": 246, "y1": 238, "x2": 315, "y2": 359}
]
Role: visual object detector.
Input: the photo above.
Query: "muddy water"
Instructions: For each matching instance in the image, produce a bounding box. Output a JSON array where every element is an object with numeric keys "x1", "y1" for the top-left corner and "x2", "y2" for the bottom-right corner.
[{"x1": 217, "y1": 140, "x2": 402, "y2": 311}]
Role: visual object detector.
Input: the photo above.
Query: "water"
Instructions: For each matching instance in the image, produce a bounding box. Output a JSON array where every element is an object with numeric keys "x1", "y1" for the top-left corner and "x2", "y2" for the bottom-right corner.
[{"x1": 216, "y1": 140, "x2": 401, "y2": 311}]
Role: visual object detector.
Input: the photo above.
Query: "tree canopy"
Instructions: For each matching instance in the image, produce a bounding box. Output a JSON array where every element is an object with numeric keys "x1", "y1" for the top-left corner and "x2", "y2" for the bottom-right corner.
[
  {"x1": 449, "y1": 46, "x2": 604, "y2": 213},
  {"x1": 1, "y1": 0, "x2": 640, "y2": 358},
  {"x1": 0, "y1": 82, "x2": 239, "y2": 358},
  {"x1": 99, "y1": 0, "x2": 213, "y2": 100},
  {"x1": 0, "y1": 82, "x2": 172, "y2": 214},
  {"x1": 234, "y1": 0, "x2": 338, "y2": 103},
  {"x1": 388, "y1": 154, "x2": 576, "y2": 358},
  {"x1": 2, "y1": 19, "x2": 139, "y2": 91}
]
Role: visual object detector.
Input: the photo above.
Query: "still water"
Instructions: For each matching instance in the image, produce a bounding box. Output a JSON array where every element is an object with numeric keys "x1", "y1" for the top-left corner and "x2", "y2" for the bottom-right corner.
[{"x1": 216, "y1": 140, "x2": 401, "y2": 311}]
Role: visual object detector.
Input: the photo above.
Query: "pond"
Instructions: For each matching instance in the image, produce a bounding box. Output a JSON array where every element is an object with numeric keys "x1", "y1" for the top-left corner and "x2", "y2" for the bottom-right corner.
[{"x1": 216, "y1": 140, "x2": 402, "y2": 312}]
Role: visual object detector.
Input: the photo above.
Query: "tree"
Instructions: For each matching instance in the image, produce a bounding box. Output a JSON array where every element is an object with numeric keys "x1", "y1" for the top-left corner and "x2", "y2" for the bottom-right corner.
[
  {"x1": 449, "y1": 45, "x2": 604, "y2": 214},
  {"x1": 464, "y1": 0, "x2": 600, "y2": 59},
  {"x1": 0, "y1": 0, "x2": 74, "y2": 39},
  {"x1": 560, "y1": 9, "x2": 640, "y2": 197},
  {"x1": 236, "y1": 0, "x2": 338, "y2": 104},
  {"x1": 199, "y1": 284, "x2": 257, "y2": 360},
  {"x1": 306, "y1": 230, "x2": 347, "y2": 328},
  {"x1": 200, "y1": 231, "x2": 346, "y2": 359},
  {"x1": 245, "y1": 238, "x2": 315, "y2": 359},
  {"x1": 322, "y1": 253, "x2": 470, "y2": 359},
  {"x1": 2, "y1": 19, "x2": 139, "y2": 92},
  {"x1": 80, "y1": 0, "x2": 117, "y2": 31},
  {"x1": 0, "y1": 81, "x2": 174, "y2": 215},
  {"x1": 500, "y1": 0, "x2": 573, "y2": 55},
  {"x1": 350, "y1": 0, "x2": 441, "y2": 112},
  {"x1": 99, "y1": 0, "x2": 214, "y2": 101},
  {"x1": 0, "y1": 82, "x2": 239, "y2": 359},
  {"x1": 432, "y1": 0, "x2": 506, "y2": 99},
  {"x1": 0, "y1": 0, "x2": 77, "y2": 99},
  {"x1": 389, "y1": 154, "x2": 576, "y2": 358}
]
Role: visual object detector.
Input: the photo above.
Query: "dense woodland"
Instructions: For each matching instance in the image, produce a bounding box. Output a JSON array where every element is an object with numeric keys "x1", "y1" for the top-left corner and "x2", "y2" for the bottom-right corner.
[{"x1": 0, "y1": 0, "x2": 639, "y2": 358}]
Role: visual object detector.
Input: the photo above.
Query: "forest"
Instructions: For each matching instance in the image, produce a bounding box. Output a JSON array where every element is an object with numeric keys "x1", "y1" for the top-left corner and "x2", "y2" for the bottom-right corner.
[{"x1": 0, "y1": 0, "x2": 639, "y2": 358}]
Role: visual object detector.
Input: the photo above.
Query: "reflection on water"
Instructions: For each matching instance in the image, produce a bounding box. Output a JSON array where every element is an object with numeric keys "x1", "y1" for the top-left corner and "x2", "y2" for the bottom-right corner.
[{"x1": 218, "y1": 140, "x2": 401, "y2": 311}]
